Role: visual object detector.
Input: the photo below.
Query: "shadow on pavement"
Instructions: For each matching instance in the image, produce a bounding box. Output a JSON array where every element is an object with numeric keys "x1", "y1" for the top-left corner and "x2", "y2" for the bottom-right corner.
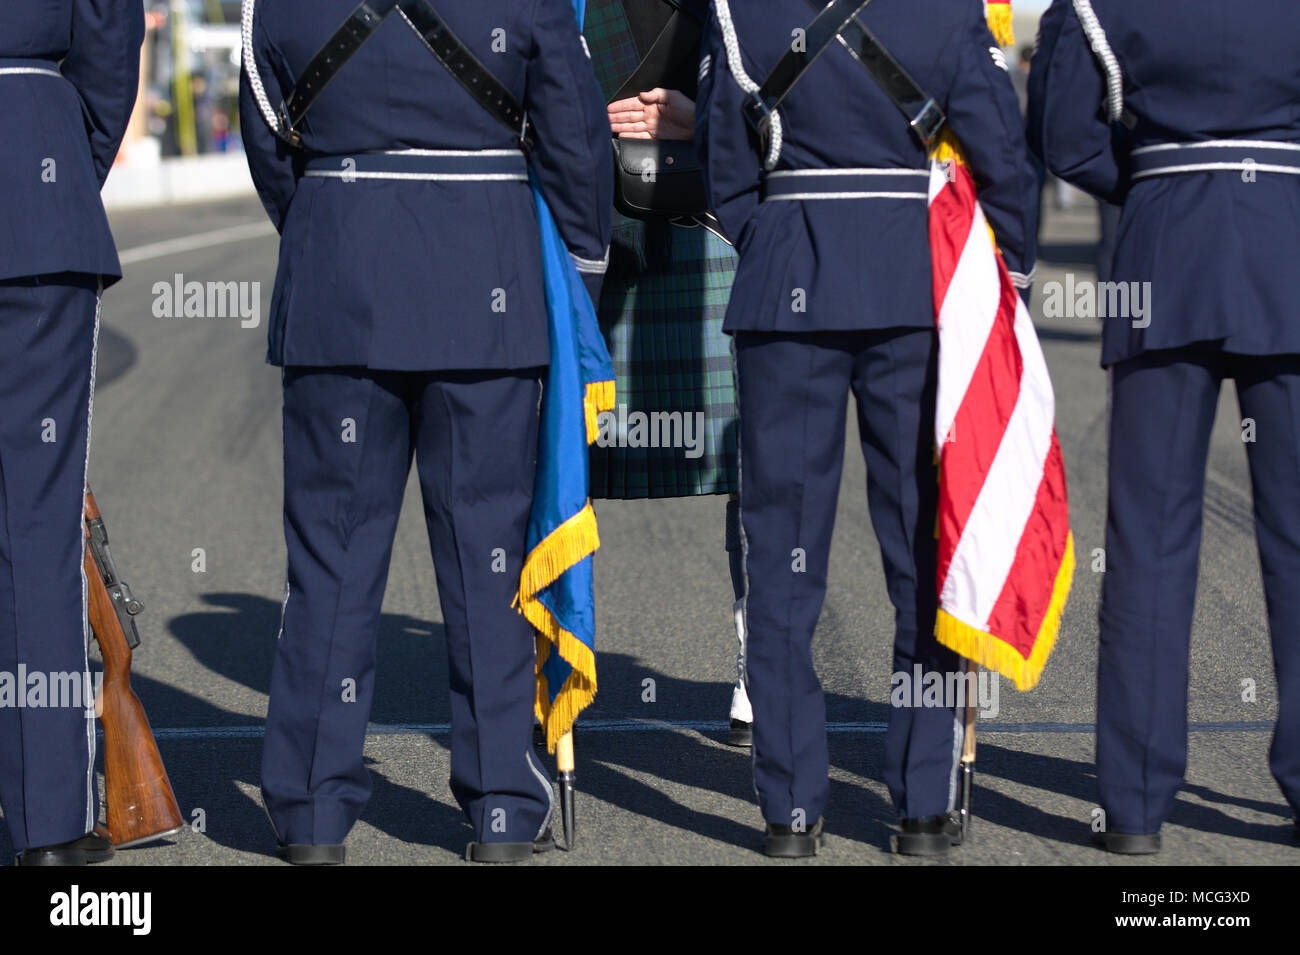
[{"x1": 4, "y1": 589, "x2": 1291, "y2": 861}]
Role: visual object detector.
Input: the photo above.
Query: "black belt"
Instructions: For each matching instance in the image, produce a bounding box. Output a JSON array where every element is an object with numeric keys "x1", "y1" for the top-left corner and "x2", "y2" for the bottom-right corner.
[
  {"x1": 761, "y1": 168, "x2": 930, "y2": 201},
  {"x1": 302, "y1": 149, "x2": 529, "y2": 182},
  {"x1": 1131, "y1": 140, "x2": 1300, "y2": 181}
]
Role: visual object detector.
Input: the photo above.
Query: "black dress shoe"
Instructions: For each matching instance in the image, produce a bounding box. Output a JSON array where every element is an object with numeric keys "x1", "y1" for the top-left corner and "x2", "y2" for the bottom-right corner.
[
  {"x1": 762, "y1": 817, "x2": 825, "y2": 858},
  {"x1": 277, "y1": 843, "x2": 345, "y2": 865},
  {"x1": 16, "y1": 828, "x2": 116, "y2": 867},
  {"x1": 728, "y1": 718, "x2": 753, "y2": 747},
  {"x1": 465, "y1": 827, "x2": 556, "y2": 863},
  {"x1": 1092, "y1": 830, "x2": 1161, "y2": 855},
  {"x1": 896, "y1": 814, "x2": 964, "y2": 857}
]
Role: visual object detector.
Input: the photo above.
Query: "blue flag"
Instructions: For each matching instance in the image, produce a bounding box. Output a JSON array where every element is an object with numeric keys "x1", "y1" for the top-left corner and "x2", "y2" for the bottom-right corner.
[{"x1": 516, "y1": 0, "x2": 614, "y2": 752}]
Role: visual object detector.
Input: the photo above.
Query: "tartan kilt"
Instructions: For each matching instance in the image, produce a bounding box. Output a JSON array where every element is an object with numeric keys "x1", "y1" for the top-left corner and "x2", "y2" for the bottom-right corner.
[{"x1": 589, "y1": 215, "x2": 739, "y2": 499}]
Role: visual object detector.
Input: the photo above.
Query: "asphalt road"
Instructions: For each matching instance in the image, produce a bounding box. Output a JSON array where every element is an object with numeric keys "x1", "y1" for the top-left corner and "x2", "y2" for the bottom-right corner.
[{"x1": 2, "y1": 193, "x2": 1295, "y2": 866}]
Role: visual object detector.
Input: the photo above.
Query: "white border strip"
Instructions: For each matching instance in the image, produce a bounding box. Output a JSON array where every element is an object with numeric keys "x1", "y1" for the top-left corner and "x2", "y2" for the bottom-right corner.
[
  {"x1": 302, "y1": 170, "x2": 529, "y2": 182},
  {"x1": 1133, "y1": 163, "x2": 1300, "y2": 180},
  {"x1": 380, "y1": 148, "x2": 526, "y2": 158},
  {"x1": 0, "y1": 67, "x2": 62, "y2": 78},
  {"x1": 765, "y1": 191, "x2": 928, "y2": 201},
  {"x1": 1132, "y1": 140, "x2": 1300, "y2": 155},
  {"x1": 767, "y1": 168, "x2": 930, "y2": 179},
  {"x1": 571, "y1": 249, "x2": 610, "y2": 274}
]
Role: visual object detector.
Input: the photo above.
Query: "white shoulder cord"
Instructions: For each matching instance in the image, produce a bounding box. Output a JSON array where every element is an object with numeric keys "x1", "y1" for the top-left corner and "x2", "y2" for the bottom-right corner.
[
  {"x1": 713, "y1": 0, "x2": 783, "y2": 171},
  {"x1": 241, "y1": 0, "x2": 293, "y2": 141},
  {"x1": 1071, "y1": 0, "x2": 1124, "y2": 124}
]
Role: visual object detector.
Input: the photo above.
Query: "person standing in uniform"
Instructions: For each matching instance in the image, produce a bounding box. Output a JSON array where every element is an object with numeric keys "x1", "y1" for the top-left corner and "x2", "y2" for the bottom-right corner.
[
  {"x1": 240, "y1": 0, "x2": 612, "y2": 864},
  {"x1": 1029, "y1": 0, "x2": 1300, "y2": 853},
  {"x1": 0, "y1": 0, "x2": 144, "y2": 867},
  {"x1": 698, "y1": 0, "x2": 1038, "y2": 856},
  {"x1": 583, "y1": 0, "x2": 752, "y2": 746}
]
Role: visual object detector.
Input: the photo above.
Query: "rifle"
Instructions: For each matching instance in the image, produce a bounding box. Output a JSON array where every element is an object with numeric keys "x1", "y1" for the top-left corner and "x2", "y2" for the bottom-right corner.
[{"x1": 83, "y1": 489, "x2": 184, "y2": 848}]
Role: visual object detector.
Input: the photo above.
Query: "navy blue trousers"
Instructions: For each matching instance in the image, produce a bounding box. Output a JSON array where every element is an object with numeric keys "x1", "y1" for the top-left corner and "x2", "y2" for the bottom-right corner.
[
  {"x1": 262, "y1": 367, "x2": 554, "y2": 846},
  {"x1": 0, "y1": 275, "x2": 101, "y2": 852},
  {"x1": 735, "y1": 328, "x2": 961, "y2": 825},
  {"x1": 1100, "y1": 348, "x2": 1300, "y2": 833}
]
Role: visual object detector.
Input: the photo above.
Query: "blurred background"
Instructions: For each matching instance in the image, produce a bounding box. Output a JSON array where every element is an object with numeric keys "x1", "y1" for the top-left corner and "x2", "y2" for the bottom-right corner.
[{"x1": 107, "y1": 1, "x2": 249, "y2": 207}]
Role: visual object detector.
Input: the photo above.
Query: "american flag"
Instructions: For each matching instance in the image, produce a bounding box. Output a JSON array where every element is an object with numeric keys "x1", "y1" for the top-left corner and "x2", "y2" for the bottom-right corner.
[{"x1": 926, "y1": 153, "x2": 1075, "y2": 691}]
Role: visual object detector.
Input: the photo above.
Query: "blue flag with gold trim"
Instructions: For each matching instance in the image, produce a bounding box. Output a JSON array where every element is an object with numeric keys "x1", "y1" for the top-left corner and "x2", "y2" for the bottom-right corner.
[{"x1": 516, "y1": 0, "x2": 614, "y2": 752}]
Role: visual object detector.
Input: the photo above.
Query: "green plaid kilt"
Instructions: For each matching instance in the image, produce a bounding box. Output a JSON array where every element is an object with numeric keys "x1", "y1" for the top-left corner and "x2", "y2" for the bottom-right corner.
[
  {"x1": 584, "y1": 0, "x2": 739, "y2": 499},
  {"x1": 588, "y1": 215, "x2": 739, "y2": 499},
  {"x1": 584, "y1": 0, "x2": 643, "y2": 103}
]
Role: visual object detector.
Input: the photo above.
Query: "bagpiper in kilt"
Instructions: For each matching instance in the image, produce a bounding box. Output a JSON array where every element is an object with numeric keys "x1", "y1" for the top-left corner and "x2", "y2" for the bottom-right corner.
[{"x1": 583, "y1": 0, "x2": 753, "y2": 744}]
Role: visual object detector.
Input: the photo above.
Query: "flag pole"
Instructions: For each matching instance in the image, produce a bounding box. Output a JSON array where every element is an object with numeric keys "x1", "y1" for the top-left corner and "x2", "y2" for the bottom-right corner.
[
  {"x1": 958, "y1": 662, "x2": 977, "y2": 840},
  {"x1": 556, "y1": 729, "x2": 576, "y2": 849}
]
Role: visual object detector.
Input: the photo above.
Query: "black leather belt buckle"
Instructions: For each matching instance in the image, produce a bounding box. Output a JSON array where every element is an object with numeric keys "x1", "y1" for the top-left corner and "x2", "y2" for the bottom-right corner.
[
  {"x1": 277, "y1": 104, "x2": 302, "y2": 148},
  {"x1": 742, "y1": 92, "x2": 773, "y2": 136},
  {"x1": 909, "y1": 98, "x2": 945, "y2": 147}
]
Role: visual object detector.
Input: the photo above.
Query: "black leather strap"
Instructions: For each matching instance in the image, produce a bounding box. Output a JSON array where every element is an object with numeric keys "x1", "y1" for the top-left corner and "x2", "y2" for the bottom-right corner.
[
  {"x1": 277, "y1": 0, "x2": 532, "y2": 150},
  {"x1": 742, "y1": 0, "x2": 874, "y2": 138},
  {"x1": 396, "y1": 0, "x2": 533, "y2": 150},
  {"x1": 666, "y1": 0, "x2": 709, "y2": 21},
  {"x1": 279, "y1": 0, "x2": 400, "y2": 146},
  {"x1": 612, "y1": 5, "x2": 705, "y2": 103},
  {"x1": 809, "y1": 0, "x2": 946, "y2": 145}
]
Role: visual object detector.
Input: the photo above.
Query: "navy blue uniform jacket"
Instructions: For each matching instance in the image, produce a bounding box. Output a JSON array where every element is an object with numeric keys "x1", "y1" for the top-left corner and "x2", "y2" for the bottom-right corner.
[
  {"x1": 697, "y1": 0, "x2": 1039, "y2": 334},
  {"x1": 1028, "y1": 0, "x2": 1300, "y2": 366},
  {"x1": 0, "y1": 1, "x2": 144, "y2": 285},
  {"x1": 240, "y1": 0, "x2": 614, "y2": 370}
]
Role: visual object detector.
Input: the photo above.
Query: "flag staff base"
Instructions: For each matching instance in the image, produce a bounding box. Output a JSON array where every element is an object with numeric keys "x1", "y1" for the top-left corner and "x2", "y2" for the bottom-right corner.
[
  {"x1": 957, "y1": 676, "x2": 978, "y2": 841},
  {"x1": 957, "y1": 761, "x2": 974, "y2": 841},
  {"x1": 556, "y1": 730, "x2": 576, "y2": 850}
]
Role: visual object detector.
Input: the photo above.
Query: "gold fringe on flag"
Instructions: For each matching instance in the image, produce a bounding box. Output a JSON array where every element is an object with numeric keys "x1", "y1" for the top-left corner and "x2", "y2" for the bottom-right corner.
[
  {"x1": 934, "y1": 531, "x2": 1075, "y2": 691},
  {"x1": 531, "y1": 630, "x2": 597, "y2": 752},
  {"x1": 514, "y1": 502, "x2": 601, "y2": 752},
  {"x1": 584, "y1": 379, "x2": 616, "y2": 445},
  {"x1": 516, "y1": 380, "x2": 611, "y2": 752},
  {"x1": 986, "y1": 1, "x2": 1015, "y2": 47},
  {"x1": 930, "y1": 129, "x2": 965, "y2": 167},
  {"x1": 516, "y1": 503, "x2": 601, "y2": 612}
]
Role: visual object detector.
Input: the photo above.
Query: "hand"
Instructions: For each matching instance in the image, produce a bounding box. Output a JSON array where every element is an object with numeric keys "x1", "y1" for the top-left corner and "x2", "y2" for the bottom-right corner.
[{"x1": 608, "y1": 88, "x2": 696, "y2": 141}]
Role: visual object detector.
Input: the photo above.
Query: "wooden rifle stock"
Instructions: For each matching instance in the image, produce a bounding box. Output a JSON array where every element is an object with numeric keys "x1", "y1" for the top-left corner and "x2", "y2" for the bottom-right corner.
[{"x1": 84, "y1": 490, "x2": 184, "y2": 848}]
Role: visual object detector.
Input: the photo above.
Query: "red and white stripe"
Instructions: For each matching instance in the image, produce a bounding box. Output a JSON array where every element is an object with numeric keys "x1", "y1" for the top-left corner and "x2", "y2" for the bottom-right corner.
[{"x1": 928, "y1": 160, "x2": 1071, "y2": 677}]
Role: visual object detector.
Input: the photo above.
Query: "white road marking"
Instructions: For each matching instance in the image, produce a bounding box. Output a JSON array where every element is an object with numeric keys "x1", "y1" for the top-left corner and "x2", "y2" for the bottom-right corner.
[
  {"x1": 117, "y1": 220, "x2": 277, "y2": 266},
  {"x1": 117, "y1": 719, "x2": 1275, "y2": 741}
]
